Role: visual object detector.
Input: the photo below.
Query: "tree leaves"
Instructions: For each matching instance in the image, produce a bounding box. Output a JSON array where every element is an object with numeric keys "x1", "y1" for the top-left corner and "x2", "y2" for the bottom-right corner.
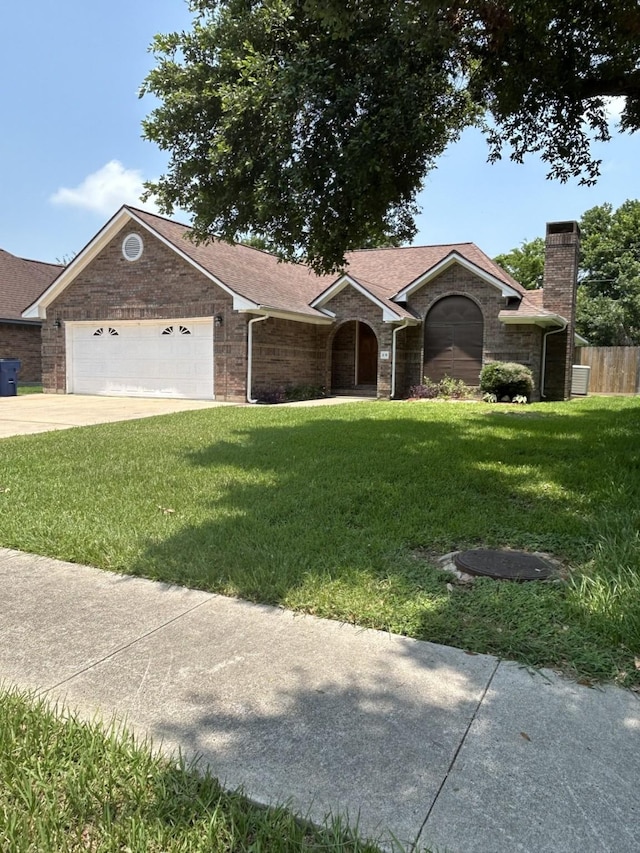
[{"x1": 141, "y1": 1, "x2": 640, "y2": 272}]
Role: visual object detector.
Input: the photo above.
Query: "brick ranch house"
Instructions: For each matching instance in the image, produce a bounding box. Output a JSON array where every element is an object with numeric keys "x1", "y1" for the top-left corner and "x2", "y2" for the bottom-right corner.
[
  {"x1": 0, "y1": 248, "x2": 63, "y2": 383},
  {"x1": 24, "y1": 206, "x2": 580, "y2": 402}
]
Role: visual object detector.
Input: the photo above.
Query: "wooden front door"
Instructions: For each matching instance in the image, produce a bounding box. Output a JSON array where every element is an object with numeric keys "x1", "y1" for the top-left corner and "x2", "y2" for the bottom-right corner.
[
  {"x1": 424, "y1": 296, "x2": 483, "y2": 385},
  {"x1": 357, "y1": 323, "x2": 378, "y2": 384}
]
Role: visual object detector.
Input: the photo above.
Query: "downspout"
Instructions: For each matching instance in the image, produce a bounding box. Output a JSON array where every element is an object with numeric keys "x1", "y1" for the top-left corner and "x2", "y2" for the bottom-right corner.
[
  {"x1": 246, "y1": 314, "x2": 268, "y2": 403},
  {"x1": 540, "y1": 320, "x2": 568, "y2": 399},
  {"x1": 391, "y1": 321, "x2": 410, "y2": 399}
]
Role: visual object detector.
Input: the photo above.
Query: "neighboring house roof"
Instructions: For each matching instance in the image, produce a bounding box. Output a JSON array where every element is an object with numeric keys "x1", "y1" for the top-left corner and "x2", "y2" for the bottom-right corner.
[
  {"x1": 0, "y1": 248, "x2": 63, "y2": 323},
  {"x1": 22, "y1": 205, "x2": 565, "y2": 329}
]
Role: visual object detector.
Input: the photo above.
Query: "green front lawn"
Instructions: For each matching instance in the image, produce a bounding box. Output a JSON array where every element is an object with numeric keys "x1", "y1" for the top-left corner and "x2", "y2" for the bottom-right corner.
[{"x1": 0, "y1": 396, "x2": 638, "y2": 686}]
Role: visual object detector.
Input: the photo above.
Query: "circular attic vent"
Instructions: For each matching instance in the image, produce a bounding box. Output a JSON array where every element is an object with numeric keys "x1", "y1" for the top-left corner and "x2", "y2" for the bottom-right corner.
[{"x1": 122, "y1": 233, "x2": 143, "y2": 261}]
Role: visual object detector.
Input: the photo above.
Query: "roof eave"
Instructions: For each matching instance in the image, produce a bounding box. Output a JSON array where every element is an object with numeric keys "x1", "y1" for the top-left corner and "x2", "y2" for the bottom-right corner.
[
  {"x1": 499, "y1": 312, "x2": 566, "y2": 328},
  {"x1": 237, "y1": 306, "x2": 333, "y2": 325},
  {"x1": 0, "y1": 316, "x2": 42, "y2": 326}
]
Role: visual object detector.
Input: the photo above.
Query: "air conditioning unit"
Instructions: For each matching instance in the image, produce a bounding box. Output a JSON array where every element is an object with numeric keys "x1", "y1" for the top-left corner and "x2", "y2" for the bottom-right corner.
[{"x1": 571, "y1": 364, "x2": 591, "y2": 395}]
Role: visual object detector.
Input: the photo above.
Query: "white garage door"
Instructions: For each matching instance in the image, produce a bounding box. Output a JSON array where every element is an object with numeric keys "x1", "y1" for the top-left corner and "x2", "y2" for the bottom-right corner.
[{"x1": 67, "y1": 319, "x2": 214, "y2": 399}]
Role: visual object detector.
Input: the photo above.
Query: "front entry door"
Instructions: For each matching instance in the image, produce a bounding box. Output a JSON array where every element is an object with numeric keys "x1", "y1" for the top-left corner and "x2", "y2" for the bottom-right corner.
[{"x1": 357, "y1": 323, "x2": 378, "y2": 384}]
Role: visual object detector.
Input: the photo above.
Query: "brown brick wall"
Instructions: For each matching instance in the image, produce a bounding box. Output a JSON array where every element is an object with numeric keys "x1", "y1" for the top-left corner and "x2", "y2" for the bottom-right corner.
[
  {"x1": 42, "y1": 225, "x2": 245, "y2": 401},
  {"x1": 252, "y1": 317, "x2": 331, "y2": 394},
  {"x1": 0, "y1": 322, "x2": 42, "y2": 383}
]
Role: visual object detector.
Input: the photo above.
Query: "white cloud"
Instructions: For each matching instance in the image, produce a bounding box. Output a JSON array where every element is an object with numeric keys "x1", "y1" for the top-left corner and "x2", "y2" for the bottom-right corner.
[{"x1": 50, "y1": 160, "x2": 159, "y2": 216}]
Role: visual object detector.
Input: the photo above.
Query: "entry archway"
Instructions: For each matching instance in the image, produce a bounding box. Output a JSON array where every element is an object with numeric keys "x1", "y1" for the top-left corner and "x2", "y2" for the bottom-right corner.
[{"x1": 331, "y1": 321, "x2": 378, "y2": 392}]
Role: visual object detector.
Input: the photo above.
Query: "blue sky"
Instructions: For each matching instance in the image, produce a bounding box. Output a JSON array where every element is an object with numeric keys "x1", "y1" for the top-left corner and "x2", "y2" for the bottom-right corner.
[{"x1": 2, "y1": 1, "x2": 638, "y2": 265}]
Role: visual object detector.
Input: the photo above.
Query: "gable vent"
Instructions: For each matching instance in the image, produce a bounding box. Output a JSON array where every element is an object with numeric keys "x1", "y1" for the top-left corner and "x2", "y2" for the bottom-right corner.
[{"x1": 122, "y1": 233, "x2": 143, "y2": 261}]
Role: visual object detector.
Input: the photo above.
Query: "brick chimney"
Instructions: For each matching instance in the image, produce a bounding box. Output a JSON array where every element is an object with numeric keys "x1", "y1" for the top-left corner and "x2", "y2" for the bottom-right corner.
[{"x1": 542, "y1": 221, "x2": 580, "y2": 400}]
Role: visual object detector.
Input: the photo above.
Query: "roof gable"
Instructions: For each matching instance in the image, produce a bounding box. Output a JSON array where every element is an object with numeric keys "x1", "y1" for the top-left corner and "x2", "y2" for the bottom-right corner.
[
  {"x1": 311, "y1": 274, "x2": 416, "y2": 323},
  {"x1": 24, "y1": 206, "x2": 332, "y2": 322},
  {"x1": 342, "y1": 243, "x2": 524, "y2": 301},
  {"x1": 392, "y1": 251, "x2": 522, "y2": 302}
]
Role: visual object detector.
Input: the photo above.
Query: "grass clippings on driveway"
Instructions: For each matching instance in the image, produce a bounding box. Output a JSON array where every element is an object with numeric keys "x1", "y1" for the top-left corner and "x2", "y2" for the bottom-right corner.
[{"x1": 0, "y1": 396, "x2": 638, "y2": 687}]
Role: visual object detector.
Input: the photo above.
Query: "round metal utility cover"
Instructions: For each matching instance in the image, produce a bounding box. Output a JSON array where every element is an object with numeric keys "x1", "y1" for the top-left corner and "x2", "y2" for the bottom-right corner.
[{"x1": 454, "y1": 549, "x2": 555, "y2": 581}]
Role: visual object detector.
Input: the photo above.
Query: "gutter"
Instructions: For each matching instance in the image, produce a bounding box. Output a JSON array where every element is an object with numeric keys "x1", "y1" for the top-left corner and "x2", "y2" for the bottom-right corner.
[
  {"x1": 540, "y1": 320, "x2": 568, "y2": 399},
  {"x1": 1, "y1": 317, "x2": 42, "y2": 326},
  {"x1": 391, "y1": 321, "x2": 410, "y2": 399},
  {"x1": 246, "y1": 314, "x2": 268, "y2": 403}
]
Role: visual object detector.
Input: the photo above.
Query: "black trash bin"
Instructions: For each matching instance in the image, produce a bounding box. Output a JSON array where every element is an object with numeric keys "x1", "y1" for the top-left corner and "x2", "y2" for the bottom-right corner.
[{"x1": 0, "y1": 359, "x2": 20, "y2": 396}]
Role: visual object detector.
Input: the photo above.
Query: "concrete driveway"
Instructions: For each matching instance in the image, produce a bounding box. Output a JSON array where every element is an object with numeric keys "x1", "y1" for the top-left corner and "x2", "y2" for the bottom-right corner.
[{"x1": 0, "y1": 394, "x2": 232, "y2": 438}]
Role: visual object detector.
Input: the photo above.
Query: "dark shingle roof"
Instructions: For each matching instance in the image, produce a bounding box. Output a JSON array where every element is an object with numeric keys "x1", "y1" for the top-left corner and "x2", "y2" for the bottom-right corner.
[
  {"x1": 343, "y1": 244, "x2": 526, "y2": 297},
  {"x1": 113, "y1": 206, "x2": 572, "y2": 328},
  {"x1": 0, "y1": 249, "x2": 63, "y2": 322},
  {"x1": 129, "y1": 208, "x2": 330, "y2": 318}
]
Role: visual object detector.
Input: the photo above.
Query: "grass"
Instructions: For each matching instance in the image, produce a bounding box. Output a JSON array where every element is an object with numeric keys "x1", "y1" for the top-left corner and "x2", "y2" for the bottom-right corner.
[
  {"x1": 0, "y1": 396, "x2": 638, "y2": 687},
  {"x1": 0, "y1": 686, "x2": 392, "y2": 853},
  {"x1": 17, "y1": 383, "x2": 43, "y2": 394}
]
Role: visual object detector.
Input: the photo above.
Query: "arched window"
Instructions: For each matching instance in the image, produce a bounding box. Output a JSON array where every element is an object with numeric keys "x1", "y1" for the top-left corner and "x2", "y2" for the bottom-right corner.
[{"x1": 424, "y1": 296, "x2": 483, "y2": 385}]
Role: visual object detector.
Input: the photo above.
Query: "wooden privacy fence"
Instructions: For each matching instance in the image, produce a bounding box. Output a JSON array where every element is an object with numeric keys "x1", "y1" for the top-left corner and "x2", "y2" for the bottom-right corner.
[{"x1": 576, "y1": 346, "x2": 640, "y2": 394}]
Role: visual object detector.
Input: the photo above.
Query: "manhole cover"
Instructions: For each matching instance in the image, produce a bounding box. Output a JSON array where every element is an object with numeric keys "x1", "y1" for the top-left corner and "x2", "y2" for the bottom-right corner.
[{"x1": 454, "y1": 549, "x2": 555, "y2": 581}]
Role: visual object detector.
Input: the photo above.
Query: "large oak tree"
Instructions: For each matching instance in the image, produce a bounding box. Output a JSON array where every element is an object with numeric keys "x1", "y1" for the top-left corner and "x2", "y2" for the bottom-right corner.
[{"x1": 141, "y1": 1, "x2": 640, "y2": 272}]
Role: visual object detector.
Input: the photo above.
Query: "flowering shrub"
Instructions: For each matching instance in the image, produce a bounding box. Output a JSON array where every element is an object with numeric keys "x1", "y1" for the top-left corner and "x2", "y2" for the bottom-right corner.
[{"x1": 408, "y1": 376, "x2": 471, "y2": 400}]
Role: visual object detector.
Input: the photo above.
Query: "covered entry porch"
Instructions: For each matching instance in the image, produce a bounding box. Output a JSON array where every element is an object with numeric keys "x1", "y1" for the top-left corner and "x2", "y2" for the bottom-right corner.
[{"x1": 330, "y1": 320, "x2": 379, "y2": 395}]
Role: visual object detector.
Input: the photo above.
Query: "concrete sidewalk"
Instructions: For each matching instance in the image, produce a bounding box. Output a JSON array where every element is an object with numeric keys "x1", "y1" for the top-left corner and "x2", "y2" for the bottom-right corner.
[{"x1": 0, "y1": 547, "x2": 637, "y2": 852}]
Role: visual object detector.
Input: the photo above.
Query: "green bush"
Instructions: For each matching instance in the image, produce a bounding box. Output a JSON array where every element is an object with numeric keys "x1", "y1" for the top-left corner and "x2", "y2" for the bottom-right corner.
[
  {"x1": 479, "y1": 362, "x2": 534, "y2": 400},
  {"x1": 255, "y1": 384, "x2": 327, "y2": 404},
  {"x1": 408, "y1": 376, "x2": 472, "y2": 400}
]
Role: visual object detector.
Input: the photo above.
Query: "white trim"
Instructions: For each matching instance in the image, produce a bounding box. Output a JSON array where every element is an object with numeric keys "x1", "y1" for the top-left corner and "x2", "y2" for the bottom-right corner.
[
  {"x1": 500, "y1": 312, "x2": 565, "y2": 328},
  {"x1": 391, "y1": 321, "x2": 410, "y2": 399},
  {"x1": 238, "y1": 306, "x2": 332, "y2": 325},
  {"x1": 65, "y1": 316, "x2": 210, "y2": 328},
  {"x1": 122, "y1": 232, "x2": 144, "y2": 261},
  {"x1": 311, "y1": 274, "x2": 404, "y2": 322},
  {"x1": 125, "y1": 209, "x2": 260, "y2": 312},
  {"x1": 247, "y1": 315, "x2": 268, "y2": 402},
  {"x1": 394, "y1": 253, "x2": 521, "y2": 302}
]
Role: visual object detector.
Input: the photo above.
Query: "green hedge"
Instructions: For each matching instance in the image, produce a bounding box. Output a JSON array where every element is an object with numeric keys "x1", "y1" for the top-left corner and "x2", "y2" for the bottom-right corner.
[{"x1": 479, "y1": 361, "x2": 534, "y2": 400}]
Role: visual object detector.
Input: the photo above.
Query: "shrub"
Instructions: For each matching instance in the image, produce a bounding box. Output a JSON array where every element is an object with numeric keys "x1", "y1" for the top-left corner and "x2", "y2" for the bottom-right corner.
[
  {"x1": 255, "y1": 384, "x2": 327, "y2": 404},
  {"x1": 479, "y1": 362, "x2": 534, "y2": 401},
  {"x1": 255, "y1": 386, "x2": 287, "y2": 404},
  {"x1": 437, "y1": 375, "x2": 471, "y2": 399},
  {"x1": 284, "y1": 384, "x2": 327, "y2": 402},
  {"x1": 408, "y1": 376, "x2": 472, "y2": 400},
  {"x1": 408, "y1": 378, "x2": 439, "y2": 399}
]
